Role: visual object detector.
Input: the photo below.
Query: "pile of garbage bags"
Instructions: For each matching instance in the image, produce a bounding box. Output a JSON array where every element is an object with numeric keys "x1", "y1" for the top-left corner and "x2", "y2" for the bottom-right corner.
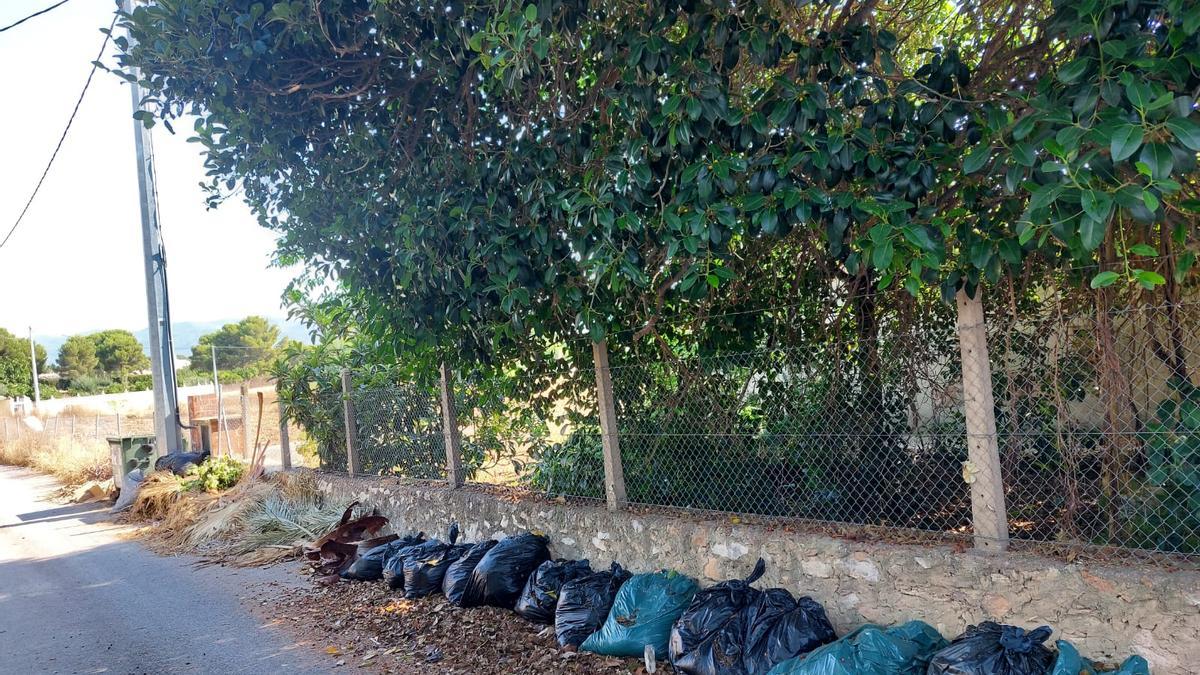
[
  {"x1": 768, "y1": 619, "x2": 1149, "y2": 675},
  {"x1": 555, "y1": 562, "x2": 632, "y2": 648},
  {"x1": 582, "y1": 569, "x2": 699, "y2": 657},
  {"x1": 669, "y1": 558, "x2": 838, "y2": 674},
  {"x1": 307, "y1": 515, "x2": 1152, "y2": 674},
  {"x1": 459, "y1": 532, "x2": 551, "y2": 608},
  {"x1": 515, "y1": 558, "x2": 593, "y2": 623}
]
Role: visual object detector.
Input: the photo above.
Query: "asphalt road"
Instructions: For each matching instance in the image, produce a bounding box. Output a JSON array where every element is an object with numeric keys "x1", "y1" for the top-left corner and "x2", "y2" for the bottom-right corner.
[{"x1": 0, "y1": 466, "x2": 332, "y2": 675}]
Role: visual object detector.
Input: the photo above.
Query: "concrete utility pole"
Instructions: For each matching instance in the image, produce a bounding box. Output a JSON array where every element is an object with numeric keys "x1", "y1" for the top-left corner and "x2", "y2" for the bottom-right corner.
[
  {"x1": 121, "y1": 0, "x2": 182, "y2": 455},
  {"x1": 28, "y1": 327, "x2": 40, "y2": 410},
  {"x1": 211, "y1": 348, "x2": 222, "y2": 455}
]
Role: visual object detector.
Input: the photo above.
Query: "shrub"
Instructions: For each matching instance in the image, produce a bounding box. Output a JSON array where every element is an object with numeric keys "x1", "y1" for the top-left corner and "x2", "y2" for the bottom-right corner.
[
  {"x1": 523, "y1": 428, "x2": 605, "y2": 499},
  {"x1": 183, "y1": 456, "x2": 246, "y2": 492}
]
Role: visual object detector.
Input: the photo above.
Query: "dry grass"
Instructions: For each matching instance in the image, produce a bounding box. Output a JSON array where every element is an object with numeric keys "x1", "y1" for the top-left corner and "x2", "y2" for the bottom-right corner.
[
  {"x1": 129, "y1": 469, "x2": 346, "y2": 566},
  {"x1": 129, "y1": 472, "x2": 186, "y2": 520},
  {"x1": 0, "y1": 433, "x2": 111, "y2": 486}
]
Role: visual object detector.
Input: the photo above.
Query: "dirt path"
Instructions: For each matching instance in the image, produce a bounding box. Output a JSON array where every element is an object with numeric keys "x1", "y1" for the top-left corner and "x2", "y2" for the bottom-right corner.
[{"x1": 0, "y1": 466, "x2": 335, "y2": 675}]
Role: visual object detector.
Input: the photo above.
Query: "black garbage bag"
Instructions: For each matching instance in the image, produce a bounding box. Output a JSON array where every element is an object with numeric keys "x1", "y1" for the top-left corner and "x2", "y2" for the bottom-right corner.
[
  {"x1": 460, "y1": 532, "x2": 551, "y2": 608},
  {"x1": 383, "y1": 526, "x2": 458, "y2": 591},
  {"x1": 742, "y1": 588, "x2": 837, "y2": 673},
  {"x1": 669, "y1": 558, "x2": 767, "y2": 675},
  {"x1": 443, "y1": 540, "x2": 498, "y2": 606},
  {"x1": 403, "y1": 524, "x2": 470, "y2": 599},
  {"x1": 927, "y1": 622, "x2": 1054, "y2": 675},
  {"x1": 554, "y1": 562, "x2": 632, "y2": 648},
  {"x1": 515, "y1": 558, "x2": 594, "y2": 623},
  {"x1": 155, "y1": 449, "x2": 211, "y2": 476},
  {"x1": 341, "y1": 533, "x2": 425, "y2": 582},
  {"x1": 384, "y1": 540, "x2": 442, "y2": 590}
]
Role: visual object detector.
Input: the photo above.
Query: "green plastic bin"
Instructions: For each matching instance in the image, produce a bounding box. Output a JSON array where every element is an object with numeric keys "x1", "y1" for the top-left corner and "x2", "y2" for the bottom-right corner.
[{"x1": 107, "y1": 435, "x2": 157, "y2": 481}]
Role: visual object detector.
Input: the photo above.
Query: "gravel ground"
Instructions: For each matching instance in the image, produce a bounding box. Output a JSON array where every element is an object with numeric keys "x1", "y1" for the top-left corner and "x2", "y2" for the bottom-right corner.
[{"x1": 268, "y1": 579, "x2": 647, "y2": 674}]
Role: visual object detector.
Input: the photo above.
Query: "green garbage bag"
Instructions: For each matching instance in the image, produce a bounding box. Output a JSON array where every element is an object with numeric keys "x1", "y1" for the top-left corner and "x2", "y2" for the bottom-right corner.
[
  {"x1": 580, "y1": 570, "x2": 700, "y2": 657},
  {"x1": 766, "y1": 620, "x2": 946, "y2": 675},
  {"x1": 1050, "y1": 640, "x2": 1150, "y2": 675}
]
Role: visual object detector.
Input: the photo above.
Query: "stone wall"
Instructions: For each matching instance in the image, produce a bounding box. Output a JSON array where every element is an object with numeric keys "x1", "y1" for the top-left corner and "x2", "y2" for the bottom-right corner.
[{"x1": 318, "y1": 474, "x2": 1200, "y2": 674}]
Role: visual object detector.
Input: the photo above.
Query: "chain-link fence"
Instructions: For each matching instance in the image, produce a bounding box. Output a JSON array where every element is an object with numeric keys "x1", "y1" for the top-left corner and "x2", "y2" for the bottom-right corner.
[
  {"x1": 350, "y1": 383, "x2": 445, "y2": 479},
  {"x1": 986, "y1": 288, "x2": 1200, "y2": 555},
  {"x1": 307, "y1": 282, "x2": 1200, "y2": 560},
  {"x1": 457, "y1": 360, "x2": 604, "y2": 499}
]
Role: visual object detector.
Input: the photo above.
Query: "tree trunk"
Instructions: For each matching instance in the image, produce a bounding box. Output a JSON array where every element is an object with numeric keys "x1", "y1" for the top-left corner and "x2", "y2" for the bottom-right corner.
[{"x1": 1095, "y1": 238, "x2": 1139, "y2": 543}]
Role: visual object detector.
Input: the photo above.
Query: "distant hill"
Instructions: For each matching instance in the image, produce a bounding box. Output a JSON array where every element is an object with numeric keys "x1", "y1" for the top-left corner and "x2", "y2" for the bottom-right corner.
[{"x1": 35, "y1": 317, "x2": 312, "y2": 363}]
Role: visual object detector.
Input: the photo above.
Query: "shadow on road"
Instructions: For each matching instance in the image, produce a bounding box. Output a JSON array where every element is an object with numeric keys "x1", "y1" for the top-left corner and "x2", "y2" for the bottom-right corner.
[{"x1": 0, "y1": 502, "x2": 112, "y2": 530}]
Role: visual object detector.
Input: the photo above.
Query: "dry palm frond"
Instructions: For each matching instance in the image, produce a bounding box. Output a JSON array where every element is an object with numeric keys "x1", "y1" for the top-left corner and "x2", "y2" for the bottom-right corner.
[
  {"x1": 226, "y1": 491, "x2": 348, "y2": 556},
  {"x1": 131, "y1": 467, "x2": 349, "y2": 566},
  {"x1": 178, "y1": 479, "x2": 276, "y2": 550},
  {"x1": 229, "y1": 544, "x2": 302, "y2": 567},
  {"x1": 128, "y1": 472, "x2": 185, "y2": 520}
]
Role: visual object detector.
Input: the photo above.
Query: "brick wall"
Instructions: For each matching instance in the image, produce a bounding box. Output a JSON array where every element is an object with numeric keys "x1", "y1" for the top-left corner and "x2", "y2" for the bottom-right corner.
[{"x1": 186, "y1": 384, "x2": 286, "y2": 458}]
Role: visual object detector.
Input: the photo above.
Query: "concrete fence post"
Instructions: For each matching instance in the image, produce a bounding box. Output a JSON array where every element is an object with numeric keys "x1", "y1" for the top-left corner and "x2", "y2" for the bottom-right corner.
[
  {"x1": 956, "y1": 288, "x2": 1010, "y2": 552},
  {"x1": 340, "y1": 368, "x2": 360, "y2": 476},
  {"x1": 277, "y1": 393, "x2": 292, "y2": 471},
  {"x1": 239, "y1": 384, "x2": 252, "y2": 459},
  {"x1": 592, "y1": 339, "x2": 627, "y2": 511},
  {"x1": 438, "y1": 362, "x2": 465, "y2": 488},
  {"x1": 115, "y1": 413, "x2": 122, "y2": 436}
]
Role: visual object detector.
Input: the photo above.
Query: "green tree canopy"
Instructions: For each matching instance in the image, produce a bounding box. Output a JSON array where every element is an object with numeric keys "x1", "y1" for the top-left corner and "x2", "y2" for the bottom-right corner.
[
  {"x1": 90, "y1": 329, "x2": 149, "y2": 377},
  {"x1": 0, "y1": 329, "x2": 46, "y2": 399},
  {"x1": 57, "y1": 335, "x2": 100, "y2": 381},
  {"x1": 190, "y1": 316, "x2": 283, "y2": 370},
  {"x1": 116, "y1": 0, "x2": 1200, "y2": 367}
]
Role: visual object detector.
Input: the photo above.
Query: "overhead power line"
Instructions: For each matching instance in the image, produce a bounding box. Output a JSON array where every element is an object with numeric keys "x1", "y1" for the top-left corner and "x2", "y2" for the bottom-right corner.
[
  {"x1": 0, "y1": 0, "x2": 74, "y2": 33},
  {"x1": 0, "y1": 14, "x2": 115, "y2": 252}
]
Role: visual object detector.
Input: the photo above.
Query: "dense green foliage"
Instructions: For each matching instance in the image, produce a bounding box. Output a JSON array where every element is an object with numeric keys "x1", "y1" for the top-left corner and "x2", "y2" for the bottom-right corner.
[
  {"x1": 1137, "y1": 376, "x2": 1200, "y2": 551},
  {"x1": 183, "y1": 455, "x2": 246, "y2": 492},
  {"x1": 91, "y1": 329, "x2": 150, "y2": 378},
  {"x1": 0, "y1": 329, "x2": 46, "y2": 399},
  {"x1": 56, "y1": 335, "x2": 100, "y2": 381},
  {"x1": 117, "y1": 0, "x2": 1200, "y2": 549},
  {"x1": 189, "y1": 316, "x2": 285, "y2": 371},
  {"x1": 50, "y1": 329, "x2": 150, "y2": 394},
  {"x1": 117, "y1": 0, "x2": 1199, "y2": 360}
]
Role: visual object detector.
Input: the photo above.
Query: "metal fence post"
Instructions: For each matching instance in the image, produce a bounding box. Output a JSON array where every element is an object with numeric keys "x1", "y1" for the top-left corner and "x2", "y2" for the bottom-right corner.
[
  {"x1": 438, "y1": 362, "x2": 465, "y2": 488},
  {"x1": 70, "y1": 416, "x2": 75, "y2": 439},
  {"x1": 239, "y1": 384, "x2": 252, "y2": 459},
  {"x1": 115, "y1": 413, "x2": 121, "y2": 436},
  {"x1": 956, "y1": 288, "x2": 1009, "y2": 552},
  {"x1": 340, "y1": 368, "x2": 361, "y2": 476},
  {"x1": 592, "y1": 339, "x2": 627, "y2": 510}
]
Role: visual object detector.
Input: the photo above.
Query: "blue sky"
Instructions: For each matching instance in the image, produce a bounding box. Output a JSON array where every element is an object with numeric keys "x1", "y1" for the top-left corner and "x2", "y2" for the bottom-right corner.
[{"x1": 0, "y1": 1, "x2": 298, "y2": 336}]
